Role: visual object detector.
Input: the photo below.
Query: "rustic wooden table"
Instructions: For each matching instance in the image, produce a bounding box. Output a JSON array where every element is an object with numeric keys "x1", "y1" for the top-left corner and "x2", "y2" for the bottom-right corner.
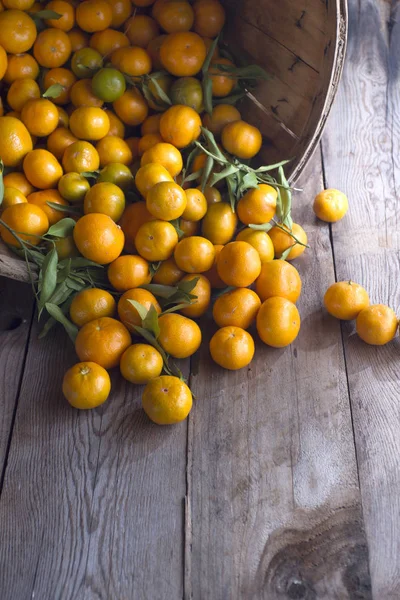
[{"x1": 0, "y1": 1, "x2": 399, "y2": 598}]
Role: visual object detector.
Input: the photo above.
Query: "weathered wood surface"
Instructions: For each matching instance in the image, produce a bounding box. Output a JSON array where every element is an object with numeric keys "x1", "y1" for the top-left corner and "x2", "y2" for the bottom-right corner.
[
  {"x1": 321, "y1": 0, "x2": 400, "y2": 597},
  {"x1": 186, "y1": 155, "x2": 370, "y2": 600},
  {"x1": 0, "y1": 0, "x2": 400, "y2": 598},
  {"x1": 0, "y1": 320, "x2": 188, "y2": 599}
]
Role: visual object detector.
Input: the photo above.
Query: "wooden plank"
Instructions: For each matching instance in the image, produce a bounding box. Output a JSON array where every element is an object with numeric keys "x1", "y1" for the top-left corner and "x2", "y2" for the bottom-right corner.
[
  {"x1": 185, "y1": 155, "x2": 371, "y2": 599},
  {"x1": 321, "y1": 0, "x2": 400, "y2": 596},
  {"x1": 0, "y1": 320, "x2": 187, "y2": 599},
  {"x1": 0, "y1": 278, "x2": 34, "y2": 475}
]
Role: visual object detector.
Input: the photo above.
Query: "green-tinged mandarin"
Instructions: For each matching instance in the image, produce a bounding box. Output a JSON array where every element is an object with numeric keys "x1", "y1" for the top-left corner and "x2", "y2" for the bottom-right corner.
[{"x1": 92, "y1": 68, "x2": 126, "y2": 102}]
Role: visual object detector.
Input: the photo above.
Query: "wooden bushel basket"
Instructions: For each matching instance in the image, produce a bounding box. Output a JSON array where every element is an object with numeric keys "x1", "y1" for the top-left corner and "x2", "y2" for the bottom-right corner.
[{"x1": 0, "y1": 0, "x2": 348, "y2": 283}]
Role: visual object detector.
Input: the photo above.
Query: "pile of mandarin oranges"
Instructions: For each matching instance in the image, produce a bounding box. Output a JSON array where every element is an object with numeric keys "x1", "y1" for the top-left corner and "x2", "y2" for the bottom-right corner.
[{"x1": 0, "y1": 0, "x2": 397, "y2": 425}]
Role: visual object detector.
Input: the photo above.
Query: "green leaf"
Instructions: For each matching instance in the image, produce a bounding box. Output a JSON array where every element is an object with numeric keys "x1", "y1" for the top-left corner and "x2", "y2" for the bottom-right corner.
[
  {"x1": 177, "y1": 276, "x2": 199, "y2": 295},
  {"x1": 32, "y1": 9, "x2": 62, "y2": 20},
  {"x1": 42, "y1": 83, "x2": 64, "y2": 99},
  {"x1": 249, "y1": 222, "x2": 273, "y2": 232},
  {"x1": 202, "y1": 34, "x2": 219, "y2": 74},
  {"x1": 200, "y1": 155, "x2": 214, "y2": 192},
  {"x1": 239, "y1": 171, "x2": 258, "y2": 194},
  {"x1": 132, "y1": 325, "x2": 169, "y2": 365},
  {"x1": 280, "y1": 247, "x2": 293, "y2": 261},
  {"x1": 48, "y1": 280, "x2": 71, "y2": 306},
  {"x1": 0, "y1": 159, "x2": 4, "y2": 207},
  {"x1": 39, "y1": 295, "x2": 75, "y2": 339},
  {"x1": 140, "y1": 283, "x2": 179, "y2": 299},
  {"x1": 80, "y1": 171, "x2": 99, "y2": 180},
  {"x1": 255, "y1": 159, "x2": 290, "y2": 173},
  {"x1": 214, "y1": 91, "x2": 246, "y2": 105},
  {"x1": 46, "y1": 201, "x2": 83, "y2": 216},
  {"x1": 39, "y1": 247, "x2": 58, "y2": 312},
  {"x1": 142, "y1": 304, "x2": 160, "y2": 338},
  {"x1": 45, "y1": 303, "x2": 78, "y2": 343},
  {"x1": 208, "y1": 163, "x2": 240, "y2": 187},
  {"x1": 170, "y1": 219, "x2": 185, "y2": 239},
  {"x1": 148, "y1": 74, "x2": 171, "y2": 105},
  {"x1": 46, "y1": 218, "x2": 76, "y2": 238},
  {"x1": 202, "y1": 75, "x2": 213, "y2": 115},
  {"x1": 183, "y1": 169, "x2": 202, "y2": 183},
  {"x1": 65, "y1": 277, "x2": 86, "y2": 292},
  {"x1": 277, "y1": 166, "x2": 292, "y2": 229},
  {"x1": 149, "y1": 261, "x2": 161, "y2": 277},
  {"x1": 127, "y1": 299, "x2": 149, "y2": 322},
  {"x1": 61, "y1": 257, "x2": 103, "y2": 269},
  {"x1": 200, "y1": 127, "x2": 227, "y2": 161},
  {"x1": 161, "y1": 302, "x2": 195, "y2": 315}
]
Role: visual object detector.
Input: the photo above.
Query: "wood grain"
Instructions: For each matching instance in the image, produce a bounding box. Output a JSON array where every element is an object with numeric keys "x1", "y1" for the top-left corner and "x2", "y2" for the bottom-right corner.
[
  {"x1": 185, "y1": 156, "x2": 371, "y2": 599},
  {"x1": 0, "y1": 320, "x2": 188, "y2": 600},
  {"x1": 0, "y1": 278, "x2": 34, "y2": 476},
  {"x1": 321, "y1": 0, "x2": 400, "y2": 597}
]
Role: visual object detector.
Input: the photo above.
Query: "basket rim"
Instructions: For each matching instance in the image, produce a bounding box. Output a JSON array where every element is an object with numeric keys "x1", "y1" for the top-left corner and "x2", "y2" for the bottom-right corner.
[{"x1": 288, "y1": 0, "x2": 348, "y2": 183}]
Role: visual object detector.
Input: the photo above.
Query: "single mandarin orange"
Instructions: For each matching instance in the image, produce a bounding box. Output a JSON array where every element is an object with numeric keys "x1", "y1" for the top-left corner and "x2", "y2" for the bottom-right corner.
[
  {"x1": 73, "y1": 213, "x2": 124, "y2": 264},
  {"x1": 174, "y1": 235, "x2": 215, "y2": 273},
  {"x1": 6, "y1": 78, "x2": 40, "y2": 112},
  {"x1": 68, "y1": 28, "x2": 89, "y2": 52},
  {"x1": 105, "y1": 110, "x2": 125, "y2": 138},
  {"x1": 152, "y1": 257, "x2": 184, "y2": 285},
  {"x1": 180, "y1": 273, "x2": 211, "y2": 318},
  {"x1": 111, "y1": 45, "x2": 152, "y2": 77},
  {"x1": 62, "y1": 141, "x2": 100, "y2": 172},
  {"x1": 120, "y1": 344, "x2": 163, "y2": 385},
  {"x1": 179, "y1": 218, "x2": 200, "y2": 238},
  {"x1": 108, "y1": 254, "x2": 151, "y2": 292},
  {"x1": 54, "y1": 235, "x2": 80, "y2": 260},
  {"x1": 324, "y1": 281, "x2": 369, "y2": 320},
  {"x1": 201, "y1": 202, "x2": 238, "y2": 245},
  {"x1": 58, "y1": 172, "x2": 90, "y2": 203},
  {"x1": 70, "y1": 288, "x2": 116, "y2": 327},
  {"x1": 202, "y1": 185, "x2": 221, "y2": 205},
  {"x1": 217, "y1": 241, "x2": 261, "y2": 287},
  {"x1": 135, "y1": 220, "x2": 179, "y2": 261},
  {"x1": 43, "y1": 67, "x2": 77, "y2": 105},
  {"x1": 146, "y1": 33, "x2": 167, "y2": 69},
  {"x1": 90, "y1": 28, "x2": 129, "y2": 56},
  {"x1": 117, "y1": 288, "x2": 161, "y2": 331},
  {"x1": 141, "y1": 113, "x2": 162, "y2": 135},
  {"x1": 156, "y1": 0, "x2": 194, "y2": 33},
  {"x1": 181, "y1": 188, "x2": 207, "y2": 221},
  {"x1": 140, "y1": 142, "x2": 183, "y2": 177},
  {"x1": 193, "y1": 0, "x2": 225, "y2": 37},
  {"x1": 62, "y1": 362, "x2": 111, "y2": 409},
  {"x1": 96, "y1": 136, "x2": 133, "y2": 167},
  {"x1": 75, "y1": 317, "x2": 131, "y2": 369},
  {"x1": 83, "y1": 181, "x2": 125, "y2": 222},
  {"x1": 138, "y1": 133, "x2": 164, "y2": 156},
  {"x1": 158, "y1": 313, "x2": 201, "y2": 358},
  {"x1": 69, "y1": 106, "x2": 110, "y2": 140},
  {"x1": 0, "y1": 203, "x2": 49, "y2": 247},
  {"x1": 356, "y1": 305, "x2": 398, "y2": 345},
  {"x1": 109, "y1": 0, "x2": 132, "y2": 28},
  {"x1": 27, "y1": 189, "x2": 69, "y2": 225},
  {"x1": 213, "y1": 288, "x2": 261, "y2": 329},
  {"x1": 210, "y1": 326, "x2": 254, "y2": 370},
  {"x1": 3, "y1": 52, "x2": 39, "y2": 84},
  {"x1": 313, "y1": 188, "x2": 349, "y2": 223},
  {"x1": 160, "y1": 31, "x2": 206, "y2": 76},
  {"x1": 221, "y1": 120, "x2": 262, "y2": 160},
  {"x1": 46, "y1": 0, "x2": 75, "y2": 31},
  {"x1": 23, "y1": 149, "x2": 63, "y2": 189},
  {"x1": 113, "y1": 88, "x2": 149, "y2": 126},
  {"x1": 256, "y1": 260, "x2": 302, "y2": 304},
  {"x1": 98, "y1": 162, "x2": 134, "y2": 191},
  {"x1": 142, "y1": 375, "x2": 192, "y2": 425},
  {"x1": 21, "y1": 98, "x2": 59, "y2": 137},
  {"x1": 125, "y1": 14, "x2": 160, "y2": 48},
  {"x1": 237, "y1": 184, "x2": 277, "y2": 225},
  {"x1": 268, "y1": 223, "x2": 308, "y2": 260},
  {"x1": 0, "y1": 116, "x2": 32, "y2": 167},
  {"x1": 33, "y1": 28, "x2": 72, "y2": 68},
  {"x1": 0, "y1": 9, "x2": 36, "y2": 54},
  {"x1": 256, "y1": 297, "x2": 301, "y2": 348},
  {"x1": 209, "y1": 58, "x2": 236, "y2": 97},
  {"x1": 146, "y1": 181, "x2": 187, "y2": 221},
  {"x1": 76, "y1": 0, "x2": 112, "y2": 32},
  {"x1": 160, "y1": 104, "x2": 201, "y2": 148}
]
